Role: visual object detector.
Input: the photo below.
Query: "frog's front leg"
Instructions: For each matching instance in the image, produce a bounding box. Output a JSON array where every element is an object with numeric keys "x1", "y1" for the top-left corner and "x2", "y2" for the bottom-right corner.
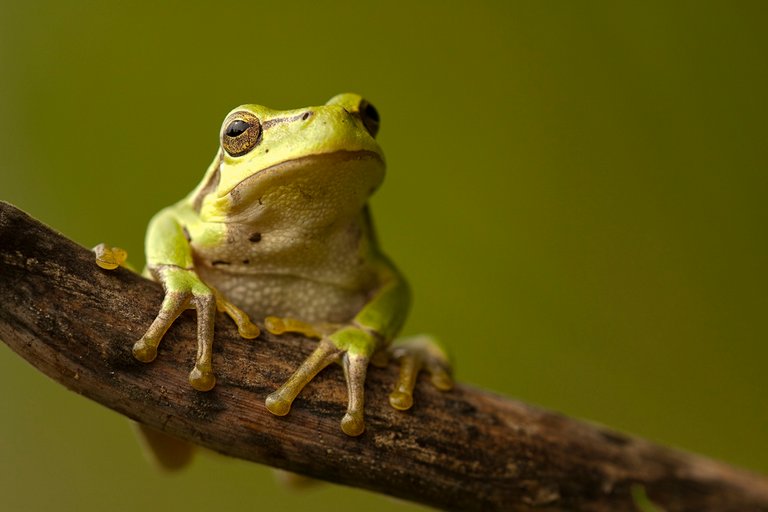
[
  {"x1": 264, "y1": 257, "x2": 453, "y2": 436},
  {"x1": 265, "y1": 324, "x2": 377, "y2": 436},
  {"x1": 134, "y1": 265, "x2": 261, "y2": 390},
  {"x1": 98, "y1": 205, "x2": 260, "y2": 391},
  {"x1": 133, "y1": 264, "x2": 219, "y2": 390}
]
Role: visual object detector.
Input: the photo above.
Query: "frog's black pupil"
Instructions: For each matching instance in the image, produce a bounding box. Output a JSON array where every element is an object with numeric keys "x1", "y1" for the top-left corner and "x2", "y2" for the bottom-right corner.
[
  {"x1": 226, "y1": 120, "x2": 250, "y2": 137},
  {"x1": 364, "y1": 103, "x2": 379, "y2": 123}
]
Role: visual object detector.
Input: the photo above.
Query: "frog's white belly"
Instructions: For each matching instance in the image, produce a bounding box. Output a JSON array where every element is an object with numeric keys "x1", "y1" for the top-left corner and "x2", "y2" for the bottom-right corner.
[
  {"x1": 190, "y1": 215, "x2": 376, "y2": 323},
  {"x1": 195, "y1": 266, "x2": 369, "y2": 323}
]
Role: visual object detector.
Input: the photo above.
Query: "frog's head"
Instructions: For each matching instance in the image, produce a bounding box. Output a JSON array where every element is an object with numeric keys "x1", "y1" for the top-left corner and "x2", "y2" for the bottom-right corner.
[{"x1": 193, "y1": 93, "x2": 385, "y2": 224}]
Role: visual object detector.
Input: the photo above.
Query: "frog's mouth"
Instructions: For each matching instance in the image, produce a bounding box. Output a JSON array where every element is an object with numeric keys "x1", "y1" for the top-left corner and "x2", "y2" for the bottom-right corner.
[{"x1": 222, "y1": 149, "x2": 385, "y2": 224}]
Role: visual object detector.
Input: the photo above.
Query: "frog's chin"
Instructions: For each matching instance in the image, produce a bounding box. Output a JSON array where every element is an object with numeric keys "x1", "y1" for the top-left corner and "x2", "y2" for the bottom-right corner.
[{"x1": 222, "y1": 149, "x2": 385, "y2": 225}]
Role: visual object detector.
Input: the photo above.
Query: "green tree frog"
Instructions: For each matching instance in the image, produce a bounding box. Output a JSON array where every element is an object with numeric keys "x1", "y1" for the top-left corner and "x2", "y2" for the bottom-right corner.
[{"x1": 96, "y1": 93, "x2": 452, "y2": 444}]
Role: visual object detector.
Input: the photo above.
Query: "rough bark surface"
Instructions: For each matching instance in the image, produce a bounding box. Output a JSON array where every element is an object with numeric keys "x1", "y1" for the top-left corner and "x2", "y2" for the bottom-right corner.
[{"x1": 1, "y1": 201, "x2": 766, "y2": 511}]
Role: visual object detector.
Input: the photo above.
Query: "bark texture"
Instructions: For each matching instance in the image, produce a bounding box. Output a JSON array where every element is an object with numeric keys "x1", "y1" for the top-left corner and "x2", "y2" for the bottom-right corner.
[{"x1": 1, "y1": 201, "x2": 767, "y2": 511}]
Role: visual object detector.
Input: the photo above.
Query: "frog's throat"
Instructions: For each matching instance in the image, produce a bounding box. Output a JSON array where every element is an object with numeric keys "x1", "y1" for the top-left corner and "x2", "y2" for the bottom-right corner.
[
  {"x1": 226, "y1": 149, "x2": 384, "y2": 198},
  {"x1": 207, "y1": 149, "x2": 385, "y2": 223}
]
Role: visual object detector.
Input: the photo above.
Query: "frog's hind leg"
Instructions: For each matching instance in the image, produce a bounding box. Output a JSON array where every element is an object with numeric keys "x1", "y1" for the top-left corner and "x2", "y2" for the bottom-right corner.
[
  {"x1": 388, "y1": 335, "x2": 453, "y2": 411},
  {"x1": 132, "y1": 422, "x2": 195, "y2": 471},
  {"x1": 264, "y1": 317, "x2": 374, "y2": 436},
  {"x1": 266, "y1": 342, "x2": 372, "y2": 436}
]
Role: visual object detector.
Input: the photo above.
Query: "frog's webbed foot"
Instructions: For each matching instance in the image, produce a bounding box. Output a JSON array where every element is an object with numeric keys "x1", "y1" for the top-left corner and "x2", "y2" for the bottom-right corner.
[
  {"x1": 132, "y1": 280, "x2": 218, "y2": 391},
  {"x1": 264, "y1": 318, "x2": 373, "y2": 436},
  {"x1": 130, "y1": 265, "x2": 260, "y2": 392},
  {"x1": 93, "y1": 243, "x2": 129, "y2": 270},
  {"x1": 387, "y1": 335, "x2": 453, "y2": 411}
]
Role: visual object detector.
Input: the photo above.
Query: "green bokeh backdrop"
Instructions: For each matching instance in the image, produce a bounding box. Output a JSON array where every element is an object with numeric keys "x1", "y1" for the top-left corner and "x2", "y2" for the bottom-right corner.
[{"x1": 1, "y1": 2, "x2": 766, "y2": 511}]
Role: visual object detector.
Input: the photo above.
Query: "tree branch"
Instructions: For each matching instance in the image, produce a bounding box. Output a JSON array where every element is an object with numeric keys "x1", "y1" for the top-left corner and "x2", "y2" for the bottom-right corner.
[{"x1": 0, "y1": 200, "x2": 766, "y2": 511}]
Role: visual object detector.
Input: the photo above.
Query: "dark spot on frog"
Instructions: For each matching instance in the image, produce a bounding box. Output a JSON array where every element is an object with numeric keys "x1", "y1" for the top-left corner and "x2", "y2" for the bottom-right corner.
[
  {"x1": 242, "y1": 259, "x2": 250, "y2": 265},
  {"x1": 249, "y1": 232, "x2": 262, "y2": 243},
  {"x1": 182, "y1": 226, "x2": 192, "y2": 242},
  {"x1": 297, "y1": 186, "x2": 313, "y2": 201},
  {"x1": 302, "y1": 111, "x2": 310, "y2": 121},
  {"x1": 265, "y1": 148, "x2": 269, "y2": 153},
  {"x1": 212, "y1": 260, "x2": 231, "y2": 266}
]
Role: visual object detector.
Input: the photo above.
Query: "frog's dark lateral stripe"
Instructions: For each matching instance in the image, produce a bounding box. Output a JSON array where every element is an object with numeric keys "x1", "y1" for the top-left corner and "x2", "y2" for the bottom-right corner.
[
  {"x1": 262, "y1": 111, "x2": 313, "y2": 130},
  {"x1": 193, "y1": 154, "x2": 222, "y2": 212}
]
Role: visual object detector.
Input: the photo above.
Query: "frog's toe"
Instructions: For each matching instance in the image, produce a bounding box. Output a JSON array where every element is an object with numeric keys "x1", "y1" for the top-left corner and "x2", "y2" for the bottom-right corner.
[
  {"x1": 264, "y1": 315, "x2": 330, "y2": 339},
  {"x1": 133, "y1": 290, "x2": 191, "y2": 364},
  {"x1": 264, "y1": 316, "x2": 289, "y2": 335},
  {"x1": 341, "y1": 411, "x2": 365, "y2": 436},
  {"x1": 133, "y1": 338, "x2": 158, "y2": 363},
  {"x1": 189, "y1": 365, "x2": 216, "y2": 391},
  {"x1": 237, "y1": 321, "x2": 261, "y2": 339},
  {"x1": 265, "y1": 338, "x2": 341, "y2": 417},
  {"x1": 389, "y1": 388, "x2": 414, "y2": 411},
  {"x1": 213, "y1": 291, "x2": 260, "y2": 339},
  {"x1": 340, "y1": 352, "x2": 369, "y2": 436},
  {"x1": 388, "y1": 335, "x2": 452, "y2": 411},
  {"x1": 265, "y1": 389, "x2": 293, "y2": 416},
  {"x1": 427, "y1": 360, "x2": 453, "y2": 391},
  {"x1": 93, "y1": 243, "x2": 128, "y2": 270}
]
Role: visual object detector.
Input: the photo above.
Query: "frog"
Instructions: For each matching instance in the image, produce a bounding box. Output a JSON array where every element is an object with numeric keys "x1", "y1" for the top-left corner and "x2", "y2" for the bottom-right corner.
[{"x1": 95, "y1": 93, "x2": 452, "y2": 450}]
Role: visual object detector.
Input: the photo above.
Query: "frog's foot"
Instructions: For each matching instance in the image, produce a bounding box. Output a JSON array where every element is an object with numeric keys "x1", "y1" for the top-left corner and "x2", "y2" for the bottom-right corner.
[
  {"x1": 132, "y1": 266, "x2": 259, "y2": 392},
  {"x1": 264, "y1": 323, "x2": 375, "y2": 436},
  {"x1": 264, "y1": 315, "x2": 337, "y2": 339},
  {"x1": 388, "y1": 335, "x2": 453, "y2": 411},
  {"x1": 132, "y1": 284, "x2": 218, "y2": 391},
  {"x1": 264, "y1": 337, "x2": 343, "y2": 414},
  {"x1": 93, "y1": 243, "x2": 129, "y2": 270},
  {"x1": 214, "y1": 290, "x2": 260, "y2": 339}
]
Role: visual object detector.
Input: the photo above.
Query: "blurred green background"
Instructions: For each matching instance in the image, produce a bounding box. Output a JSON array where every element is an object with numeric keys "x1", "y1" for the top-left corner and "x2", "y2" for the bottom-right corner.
[{"x1": 1, "y1": 1, "x2": 766, "y2": 511}]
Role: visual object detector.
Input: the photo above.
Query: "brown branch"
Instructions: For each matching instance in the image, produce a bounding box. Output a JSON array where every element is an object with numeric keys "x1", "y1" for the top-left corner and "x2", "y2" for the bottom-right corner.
[{"x1": 0, "y1": 200, "x2": 766, "y2": 512}]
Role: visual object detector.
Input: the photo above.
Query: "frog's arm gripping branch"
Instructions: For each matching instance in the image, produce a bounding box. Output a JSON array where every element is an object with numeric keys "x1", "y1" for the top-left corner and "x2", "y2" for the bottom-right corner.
[
  {"x1": 124, "y1": 205, "x2": 259, "y2": 392},
  {"x1": 2, "y1": 202, "x2": 768, "y2": 512}
]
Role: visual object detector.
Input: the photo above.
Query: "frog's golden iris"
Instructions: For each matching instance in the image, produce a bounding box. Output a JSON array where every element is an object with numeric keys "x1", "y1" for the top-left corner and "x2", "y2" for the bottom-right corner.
[{"x1": 221, "y1": 110, "x2": 262, "y2": 157}]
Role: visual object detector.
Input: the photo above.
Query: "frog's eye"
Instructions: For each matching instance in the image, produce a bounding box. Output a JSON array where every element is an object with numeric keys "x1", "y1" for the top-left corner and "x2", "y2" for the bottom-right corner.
[
  {"x1": 221, "y1": 111, "x2": 262, "y2": 157},
  {"x1": 358, "y1": 100, "x2": 380, "y2": 138}
]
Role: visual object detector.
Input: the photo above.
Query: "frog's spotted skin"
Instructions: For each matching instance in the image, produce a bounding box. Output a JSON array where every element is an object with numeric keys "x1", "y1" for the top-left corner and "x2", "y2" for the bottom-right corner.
[{"x1": 98, "y1": 94, "x2": 452, "y2": 450}]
